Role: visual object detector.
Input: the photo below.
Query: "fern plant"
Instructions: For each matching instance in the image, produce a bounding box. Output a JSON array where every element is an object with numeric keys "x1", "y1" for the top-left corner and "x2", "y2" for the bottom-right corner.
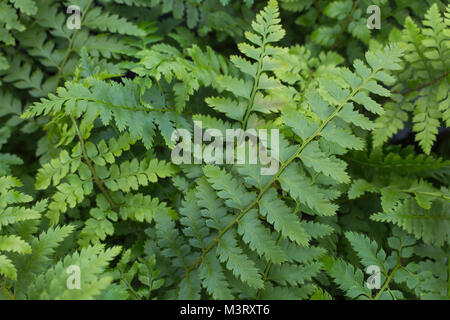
[
  {"x1": 373, "y1": 3, "x2": 449, "y2": 154},
  {"x1": 0, "y1": 0, "x2": 448, "y2": 301},
  {"x1": 0, "y1": 175, "x2": 121, "y2": 299}
]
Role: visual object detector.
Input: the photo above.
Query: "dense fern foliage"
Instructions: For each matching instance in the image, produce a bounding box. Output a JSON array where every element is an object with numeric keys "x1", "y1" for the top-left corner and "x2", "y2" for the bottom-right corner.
[{"x1": 0, "y1": 0, "x2": 449, "y2": 300}]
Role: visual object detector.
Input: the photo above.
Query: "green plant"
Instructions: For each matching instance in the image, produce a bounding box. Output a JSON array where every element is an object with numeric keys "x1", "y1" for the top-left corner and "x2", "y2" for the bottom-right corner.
[
  {"x1": 373, "y1": 4, "x2": 449, "y2": 154},
  {"x1": 0, "y1": 0, "x2": 449, "y2": 300}
]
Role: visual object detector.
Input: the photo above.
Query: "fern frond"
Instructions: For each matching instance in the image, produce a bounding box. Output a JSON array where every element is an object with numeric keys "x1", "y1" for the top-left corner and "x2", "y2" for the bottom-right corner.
[
  {"x1": 371, "y1": 199, "x2": 450, "y2": 247},
  {"x1": 27, "y1": 244, "x2": 121, "y2": 299}
]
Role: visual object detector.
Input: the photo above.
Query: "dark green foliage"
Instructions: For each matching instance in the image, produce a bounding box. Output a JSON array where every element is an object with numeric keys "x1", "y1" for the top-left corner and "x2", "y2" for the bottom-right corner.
[{"x1": 0, "y1": 0, "x2": 448, "y2": 300}]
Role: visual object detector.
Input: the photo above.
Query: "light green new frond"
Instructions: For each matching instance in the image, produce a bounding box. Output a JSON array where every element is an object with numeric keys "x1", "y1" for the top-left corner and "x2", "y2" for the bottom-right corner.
[
  {"x1": 0, "y1": 205, "x2": 42, "y2": 230},
  {"x1": 187, "y1": 45, "x2": 228, "y2": 87},
  {"x1": 402, "y1": 17, "x2": 427, "y2": 64},
  {"x1": 348, "y1": 173, "x2": 448, "y2": 212},
  {"x1": 215, "y1": 76, "x2": 252, "y2": 99},
  {"x1": 402, "y1": 179, "x2": 448, "y2": 209},
  {"x1": 119, "y1": 193, "x2": 176, "y2": 223},
  {"x1": 0, "y1": 176, "x2": 32, "y2": 203},
  {"x1": 2, "y1": 0, "x2": 448, "y2": 302},
  {"x1": 78, "y1": 134, "x2": 137, "y2": 167},
  {"x1": 446, "y1": 4, "x2": 450, "y2": 31},
  {"x1": 350, "y1": 45, "x2": 403, "y2": 108},
  {"x1": 36, "y1": 133, "x2": 137, "y2": 190}
]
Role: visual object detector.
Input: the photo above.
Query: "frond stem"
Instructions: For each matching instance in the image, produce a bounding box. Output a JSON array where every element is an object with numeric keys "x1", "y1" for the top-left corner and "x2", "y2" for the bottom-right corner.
[{"x1": 374, "y1": 262, "x2": 401, "y2": 300}]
